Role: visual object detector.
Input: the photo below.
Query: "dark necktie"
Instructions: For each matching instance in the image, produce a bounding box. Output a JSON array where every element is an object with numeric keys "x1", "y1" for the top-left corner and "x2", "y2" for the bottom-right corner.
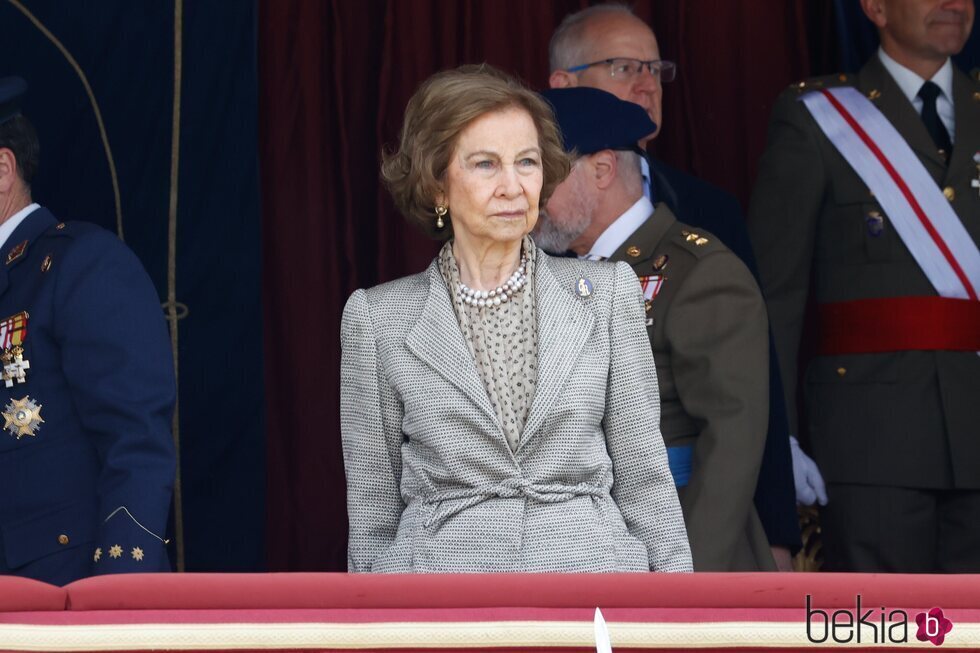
[{"x1": 917, "y1": 81, "x2": 952, "y2": 158}]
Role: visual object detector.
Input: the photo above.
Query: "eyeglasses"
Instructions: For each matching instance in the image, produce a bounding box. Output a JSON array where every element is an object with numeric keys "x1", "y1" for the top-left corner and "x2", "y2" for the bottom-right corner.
[{"x1": 566, "y1": 58, "x2": 677, "y2": 83}]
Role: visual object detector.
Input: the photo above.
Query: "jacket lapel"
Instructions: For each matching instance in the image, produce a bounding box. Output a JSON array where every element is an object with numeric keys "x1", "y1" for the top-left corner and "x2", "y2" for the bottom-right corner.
[
  {"x1": 0, "y1": 207, "x2": 58, "y2": 299},
  {"x1": 405, "y1": 261, "x2": 500, "y2": 429},
  {"x1": 945, "y1": 65, "x2": 980, "y2": 186},
  {"x1": 519, "y1": 252, "x2": 595, "y2": 450},
  {"x1": 860, "y1": 56, "x2": 947, "y2": 174}
]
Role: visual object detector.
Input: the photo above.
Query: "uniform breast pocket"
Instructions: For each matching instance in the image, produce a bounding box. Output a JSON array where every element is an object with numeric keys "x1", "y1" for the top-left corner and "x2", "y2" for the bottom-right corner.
[{"x1": 828, "y1": 182, "x2": 898, "y2": 263}]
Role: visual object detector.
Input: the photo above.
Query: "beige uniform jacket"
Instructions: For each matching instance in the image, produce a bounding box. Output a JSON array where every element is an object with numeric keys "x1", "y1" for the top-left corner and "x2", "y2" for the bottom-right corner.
[
  {"x1": 747, "y1": 58, "x2": 980, "y2": 489},
  {"x1": 610, "y1": 204, "x2": 774, "y2": 571}
]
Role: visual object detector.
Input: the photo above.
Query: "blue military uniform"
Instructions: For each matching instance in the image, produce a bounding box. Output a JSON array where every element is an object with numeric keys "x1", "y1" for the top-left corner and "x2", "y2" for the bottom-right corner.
[{"x1": 0, "y1": 207, "x2": 176, "y2": 585}]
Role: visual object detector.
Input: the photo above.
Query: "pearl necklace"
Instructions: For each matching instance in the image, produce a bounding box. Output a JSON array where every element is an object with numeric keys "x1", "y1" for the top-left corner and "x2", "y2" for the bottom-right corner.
[{"x1": 458, "y1": 255, "x2": 528, "y2": 308}]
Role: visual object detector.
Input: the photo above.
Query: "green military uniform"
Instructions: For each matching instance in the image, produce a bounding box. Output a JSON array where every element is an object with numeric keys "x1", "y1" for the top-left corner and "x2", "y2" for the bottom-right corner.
[
  {"x1": 611, "y1": 203, "x2": 775, "y2": 571},
  {"x1": 748, "y1": 57, "x2": 980, "y2": 571}
]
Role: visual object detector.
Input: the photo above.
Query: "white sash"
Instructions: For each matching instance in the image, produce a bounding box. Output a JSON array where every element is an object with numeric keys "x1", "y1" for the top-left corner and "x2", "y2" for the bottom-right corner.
[{"x1": 800, "y1": 87, "x2": 980, "y2": 301}]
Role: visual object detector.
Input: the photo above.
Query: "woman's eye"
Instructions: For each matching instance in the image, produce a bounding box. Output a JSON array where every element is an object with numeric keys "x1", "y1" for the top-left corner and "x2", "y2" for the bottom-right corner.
[
  {"x1": 475, "y1": 160, "x2": 496, "y2": 170},
  {"x1": 518, "y1": 158, "x2": 540, "y2": 167}
]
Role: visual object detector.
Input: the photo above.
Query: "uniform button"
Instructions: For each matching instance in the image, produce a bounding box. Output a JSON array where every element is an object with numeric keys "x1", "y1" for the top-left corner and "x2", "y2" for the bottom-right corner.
[
  {"x1": 626, "y1": 246, "x2": 641, "y2": 258},
  {"x1": 836, "y1": 367, "x2": 847, "y2": 377},
  {"x1": 58, "y1": 534, "x2": 69, "y2": 545},
  {"x1": 943, "y1": 186, "x2": 955, "y2": 202}
]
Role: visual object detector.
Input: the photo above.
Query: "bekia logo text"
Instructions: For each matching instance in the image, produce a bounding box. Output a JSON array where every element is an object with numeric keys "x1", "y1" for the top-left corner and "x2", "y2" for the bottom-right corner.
[{"x1": 807, "y1": 595, "x2": 953, "y2": 646}]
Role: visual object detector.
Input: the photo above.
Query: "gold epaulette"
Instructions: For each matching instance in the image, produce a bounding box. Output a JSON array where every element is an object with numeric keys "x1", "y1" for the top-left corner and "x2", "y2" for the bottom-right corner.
[{"x1": 791, "y1": 73, "x2": 852, "y2": 93}]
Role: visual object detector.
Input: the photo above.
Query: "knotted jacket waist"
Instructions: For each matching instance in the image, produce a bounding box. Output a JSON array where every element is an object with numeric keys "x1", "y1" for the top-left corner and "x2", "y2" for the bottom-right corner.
[{"x1": 419, "y1": 478, "x2": 608, "y2": 529}]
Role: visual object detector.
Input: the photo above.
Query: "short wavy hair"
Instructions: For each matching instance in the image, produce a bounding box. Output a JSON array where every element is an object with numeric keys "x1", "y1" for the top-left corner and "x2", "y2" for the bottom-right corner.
[{"x1": 381, "y1": 64, "x2": 571, "y2": 239}]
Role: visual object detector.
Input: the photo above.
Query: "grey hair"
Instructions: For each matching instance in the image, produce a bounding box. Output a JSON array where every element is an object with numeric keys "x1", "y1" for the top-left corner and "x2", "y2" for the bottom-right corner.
[
  {"x1": 548, "y1": 3, "x2": 639, "y2": 72},
  {"x1": 615, "y1": 150, "x2": 644, "y2": 198}
]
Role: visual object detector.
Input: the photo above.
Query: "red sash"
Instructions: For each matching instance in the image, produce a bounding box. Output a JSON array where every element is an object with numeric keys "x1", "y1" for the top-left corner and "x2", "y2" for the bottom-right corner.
[{"x1": 818, "y1": 296, "x2": 980, "y2": 355}]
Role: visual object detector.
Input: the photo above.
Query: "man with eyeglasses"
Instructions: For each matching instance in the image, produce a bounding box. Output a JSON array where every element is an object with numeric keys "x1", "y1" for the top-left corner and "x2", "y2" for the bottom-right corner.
[{"x1": 547, "y1": 3, "x2": 803, "y2": 571}]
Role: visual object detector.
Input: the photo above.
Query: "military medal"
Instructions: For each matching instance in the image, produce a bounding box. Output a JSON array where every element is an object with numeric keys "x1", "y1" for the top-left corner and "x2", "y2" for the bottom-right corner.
[
  {"x1": 0, "y1": 312, "x2": 29, "y2": 387},
  {"x1": 1, "y1": 346, "x2": 30, "y2": 387},
  {"x1": 3, "y1": 396, "x2": 43, "y2": 439},
  {"x1": 638, "y1": 275, "x2": 665, "y2": 326}
]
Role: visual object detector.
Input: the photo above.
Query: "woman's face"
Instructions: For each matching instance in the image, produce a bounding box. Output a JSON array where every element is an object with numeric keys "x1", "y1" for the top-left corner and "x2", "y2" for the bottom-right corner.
[{"x1": 439, "y1": 107, "x2": 543, "y2": 250}]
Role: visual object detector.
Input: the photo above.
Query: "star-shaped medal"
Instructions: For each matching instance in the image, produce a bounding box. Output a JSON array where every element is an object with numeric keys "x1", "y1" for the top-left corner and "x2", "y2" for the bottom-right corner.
[
  {"x1": 3, "y1": 396, "x2": 43, "y2": 439},
  {"x1": 109, "y1": 544, "x2": 123, "y2": 559},
  {"x1": 94, "y1": 547, "x2": 102, "y2": 562},
  {"x1": 131, "y1": 547, "x2": 144, "y2": 562}
]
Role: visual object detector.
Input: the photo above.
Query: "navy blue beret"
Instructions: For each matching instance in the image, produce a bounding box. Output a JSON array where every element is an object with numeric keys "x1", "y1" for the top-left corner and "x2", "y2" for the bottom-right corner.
[
  {"x1": 540, "y1": 86, "x2": 655, "y2": 156},
  {"x1": 0, "y1": 77, "x2": 27, "y2": 125}
]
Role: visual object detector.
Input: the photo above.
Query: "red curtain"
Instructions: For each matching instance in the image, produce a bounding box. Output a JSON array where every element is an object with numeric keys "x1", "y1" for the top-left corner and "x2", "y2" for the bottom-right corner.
[{"x1": 259, "y1": 0, "x2": 836, "y2": 571}]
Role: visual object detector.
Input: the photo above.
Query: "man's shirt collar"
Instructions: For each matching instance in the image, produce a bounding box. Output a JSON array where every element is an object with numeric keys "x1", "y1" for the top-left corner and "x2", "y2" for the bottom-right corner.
[
  {"x1": 0, "y1": 203, "x2": 40, "y2": 252},
  {"x1": 586, "y1": 195, "x2": 654, "y2": 260},
  {"x1": 877, "y1": 47, "x2": 955, "y2": 139}
]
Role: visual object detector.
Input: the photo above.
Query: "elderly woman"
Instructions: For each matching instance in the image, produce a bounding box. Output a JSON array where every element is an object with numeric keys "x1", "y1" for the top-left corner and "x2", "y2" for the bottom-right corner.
[{"x1": 341, "y1": 65, "x2": 691, "y2": 573}]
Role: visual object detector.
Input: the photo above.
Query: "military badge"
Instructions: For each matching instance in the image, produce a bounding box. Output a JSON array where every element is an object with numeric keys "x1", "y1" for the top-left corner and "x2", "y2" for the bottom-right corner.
[
  {"x1": 5, "y1": 240, "x2": 27, "y2": 265},
  {"x1": 866, "y1": 211, "x2": 885, "y2": 237},
  {"x1": 652, "y1": 254, "x2": 669, "y2": 271},
  {"x1": 0, "y1": 312, "x2": 30, "y2": 387},
  {"x1": 683, "y1": 232, "x2": 710, "y2": 247},
  {"x1": 3, "y1": 395, "x2": 43, "y2": 439}
]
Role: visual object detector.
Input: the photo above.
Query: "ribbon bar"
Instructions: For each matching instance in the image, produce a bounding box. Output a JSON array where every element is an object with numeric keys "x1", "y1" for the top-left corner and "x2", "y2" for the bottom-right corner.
[{"x1": 818, "y1": 296, "x2": 980, "y2": 355}]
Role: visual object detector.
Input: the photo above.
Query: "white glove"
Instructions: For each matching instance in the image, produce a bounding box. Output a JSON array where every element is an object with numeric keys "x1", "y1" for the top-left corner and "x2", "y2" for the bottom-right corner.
[{"x1": 790, "y1": 435, "x2": 828, "y2": 506}]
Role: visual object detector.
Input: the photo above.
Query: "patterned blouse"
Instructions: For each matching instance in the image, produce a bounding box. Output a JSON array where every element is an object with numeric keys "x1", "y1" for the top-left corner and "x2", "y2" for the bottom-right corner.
[{"x1": 438, "y1": 236, "x2": 539, "y2": 452}]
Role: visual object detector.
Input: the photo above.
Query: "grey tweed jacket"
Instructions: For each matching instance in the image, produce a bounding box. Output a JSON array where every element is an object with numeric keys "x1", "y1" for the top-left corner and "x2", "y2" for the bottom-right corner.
[{"x1": 340, "y1": 249, "x2": 692, "y2": 573}]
